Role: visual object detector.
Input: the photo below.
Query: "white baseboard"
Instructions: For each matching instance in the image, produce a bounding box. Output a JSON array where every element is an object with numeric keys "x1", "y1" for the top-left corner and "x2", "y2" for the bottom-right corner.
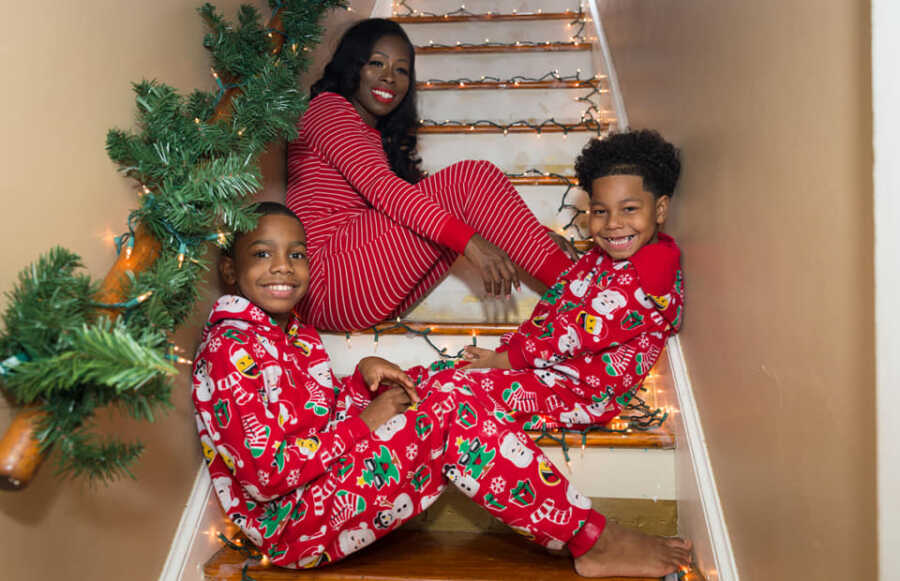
[
  {"x1": 158, "y1": 466, "x2": 214, "y2": 581},
  {"x1": 667, "y1": 336, "x2": 739, "y2": 581}
]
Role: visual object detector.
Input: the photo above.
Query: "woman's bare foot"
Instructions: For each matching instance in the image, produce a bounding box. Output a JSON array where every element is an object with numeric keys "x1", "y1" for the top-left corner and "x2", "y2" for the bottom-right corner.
[{"x1": 573, "y1": 521, "x2": 692, "y2": 578}]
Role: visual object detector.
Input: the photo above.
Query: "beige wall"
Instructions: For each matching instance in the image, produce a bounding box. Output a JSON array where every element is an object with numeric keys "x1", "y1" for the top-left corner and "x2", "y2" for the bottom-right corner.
[
  {"x1": 0, "y1": 1, "x2": 366, "y2": 579},
  {"x1": 597, "y1": 1, "x2": 875, "y2": 579}
]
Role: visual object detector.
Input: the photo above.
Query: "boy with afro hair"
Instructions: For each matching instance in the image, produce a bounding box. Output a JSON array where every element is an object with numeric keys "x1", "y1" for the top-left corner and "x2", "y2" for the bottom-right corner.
[{"x1": 426, "y1": 129, "x2": 685, "y2": 433}]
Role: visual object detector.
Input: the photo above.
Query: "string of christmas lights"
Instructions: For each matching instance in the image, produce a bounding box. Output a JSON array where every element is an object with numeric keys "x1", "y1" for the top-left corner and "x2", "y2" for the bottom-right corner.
[
  {"x1": 505, "y1": 169, "x2": 589, "y2": 239},
  {"x1": 420, "y1": 70, "x2": 605, "y2": 87},
  {"x1": 419, "y1": 39, "x2": 587, "y2": 51},
  {"x1": 418, "y1": 118, "x2": 605, "y2": 135},
  {"x1": 345, "y1": 320, "x2": 479, "y2": 359},
  {"x1": 393, "y1": 1, "x2": 588, "y2": 43}
]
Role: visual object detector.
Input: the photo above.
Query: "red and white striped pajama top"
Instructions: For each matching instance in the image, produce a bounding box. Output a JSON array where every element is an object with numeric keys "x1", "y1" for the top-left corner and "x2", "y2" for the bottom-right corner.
[{"x1": 286, "y1": 92, "x2": 571, "y2": 331}]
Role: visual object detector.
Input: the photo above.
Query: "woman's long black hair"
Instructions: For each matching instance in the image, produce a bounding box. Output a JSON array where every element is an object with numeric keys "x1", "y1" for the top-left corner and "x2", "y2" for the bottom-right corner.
[{"x1": 311, "y1": 19, "x2": 423, "y2": 184}]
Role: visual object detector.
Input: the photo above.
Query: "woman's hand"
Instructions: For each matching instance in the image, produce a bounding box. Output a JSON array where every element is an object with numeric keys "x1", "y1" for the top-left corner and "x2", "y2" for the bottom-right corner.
[
  {"x1": 463, "y1": 234, "x2": 521, "y2": 297},
  {"x1": 461, "y1": 346, "x2": 512, "y2": 369},
  {"x1": 358, "y1": 356, "x2": 419, "y2": 403},
  {"x1": 358, "y1": 388, "x2": 412, "y2": 431}
]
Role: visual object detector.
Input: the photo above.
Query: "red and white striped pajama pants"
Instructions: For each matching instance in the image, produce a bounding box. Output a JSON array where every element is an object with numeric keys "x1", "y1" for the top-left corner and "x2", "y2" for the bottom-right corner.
[{"x1": 296, "y1": 160, "x2": 572, "y2": 330}]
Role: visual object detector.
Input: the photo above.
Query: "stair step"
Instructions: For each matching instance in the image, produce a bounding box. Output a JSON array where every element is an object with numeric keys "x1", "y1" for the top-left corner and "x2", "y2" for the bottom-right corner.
[
  {"x1": 417, "y1": 120, "x2": 607, "y2": 135},
  {"x1": 416, "y1": 50, "x2": 593, "y2": 81},
  {"x1": 401, "y1": 18, "x2": 584, "y2": 46},
  {"x1": 528, "y1": 427, "x2": 673, "y2": 449},
  {"x1": 393, "y1": 10, "x2": 582, "y2": 23},
  {"x1": 506, "y1": 172, "x2": 576, "y2": 185},
  {"x1": 419, "y1": 78, "x2": 603, "y2": 90},
  {"x1": 367, "y1": 321, "x2": 516, "y2": 335},
  {"x1": 398, "y1": 0, "x2": 582, "y2": 14},
  {"x1": 418, "y1": 89, "x2": 607, "y2": 125},
  {"x1": 202, "y1": 530, "x2": 665, "y2": 580},
  {"x1": 418, "y1": 132, "x2": 600, "y2": 175},
  {"x1": 416, "y1": 41, "x2": 590, "y2": 54}
]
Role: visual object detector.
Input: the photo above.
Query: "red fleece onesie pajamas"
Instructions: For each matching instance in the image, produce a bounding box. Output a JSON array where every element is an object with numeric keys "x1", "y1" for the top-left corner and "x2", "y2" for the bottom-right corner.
[
  {"x1": 285, "y1": 92, "x2": 571, "y2": 331},
  {"x1": 414, "y1": 234, "x2": 685, "y2": 430},
  {"x1": 193, "y1": 295, "x2": 605, "y2": 569}
]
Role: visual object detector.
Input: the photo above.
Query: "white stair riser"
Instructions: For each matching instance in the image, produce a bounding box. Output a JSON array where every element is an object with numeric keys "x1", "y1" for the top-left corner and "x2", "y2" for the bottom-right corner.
[
  {"x1": 419, "y1": 131, "x2": 603, "y2": 175},
  {"x1": 418, "y1": 87, "x2": 608, "y2": 124},
  {"x1": 416, "y1": 50, "x2": 594, "y2": 83},
  {"x1": 322, "y1": 331, "x2": 501, "y2": 375},
  {"x1": 405, "y1": 261, "x2": 543, "y2": 323},
  {"x1": 397, "y1": 0, "x2": 583, "y2": 16},
  {"x1": 401, "y1": 19, "x2": 585, "y2": 46},
  {"x1": 545, "y1": 447, "x2": 675, "y2": 499},
  {"x1": 516, "y1": 183, "x2": 589, "y2": 230}
]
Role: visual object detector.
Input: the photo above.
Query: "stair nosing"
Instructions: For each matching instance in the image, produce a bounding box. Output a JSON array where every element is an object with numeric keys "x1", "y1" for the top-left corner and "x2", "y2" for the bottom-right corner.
[
  {"x1": 393, "y1": 11, "x2": 583, "y2": 23},
  {"x1": 505, "y1": 174, "x2": 577, "y2": 186},
  {"x1": 417, "y1": 121, "x2": 608, "y2": 135},
  {"x1": 416, "y1": 42, "x2": 591, "y2": 54},
  {"x1": 418, "y1": 78, "x2": 604, "y2": 91}
]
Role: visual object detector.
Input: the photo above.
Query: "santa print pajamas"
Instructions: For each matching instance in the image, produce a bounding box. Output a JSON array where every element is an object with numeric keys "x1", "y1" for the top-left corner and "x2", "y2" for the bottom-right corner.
[
  {"x1": 285, "y1": 92, "x2": 571, "y2": 331},
  {"x1": 192, "y1": 295, "x2": 604, "y2": 569},
  {"x1": 415, "y1": 234, "x2": 685, "y2": 430}
]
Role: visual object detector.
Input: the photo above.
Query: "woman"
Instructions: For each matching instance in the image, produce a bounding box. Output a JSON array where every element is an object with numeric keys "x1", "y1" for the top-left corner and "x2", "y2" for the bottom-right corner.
[{"x1": 286, "y1": 18, "x2": 575, "y2": 331}]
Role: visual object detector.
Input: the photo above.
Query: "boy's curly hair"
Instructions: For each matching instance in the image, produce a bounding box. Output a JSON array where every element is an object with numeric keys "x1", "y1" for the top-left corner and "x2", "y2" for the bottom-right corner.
[{"x1": 574, "y1": 130, "x2": 681, "y2": 198}]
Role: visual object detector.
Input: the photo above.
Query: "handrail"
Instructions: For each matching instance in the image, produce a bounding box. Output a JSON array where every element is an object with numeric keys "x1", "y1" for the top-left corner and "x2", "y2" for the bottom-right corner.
[{"x1": 583, "y1": 0, "x2": 628, "y2": 129}]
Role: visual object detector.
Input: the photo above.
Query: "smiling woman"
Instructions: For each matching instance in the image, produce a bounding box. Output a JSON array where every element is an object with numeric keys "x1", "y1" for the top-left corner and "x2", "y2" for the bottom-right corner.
[
  {"x1": 285, "y1": 19, "x2": 576, "y2": 331},
  {"x1": 350, "y1": 35, "x2": 411, "y2": 127}
]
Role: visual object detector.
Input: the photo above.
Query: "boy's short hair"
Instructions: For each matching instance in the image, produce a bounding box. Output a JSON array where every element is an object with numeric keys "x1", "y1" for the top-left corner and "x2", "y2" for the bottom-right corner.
[
  {"x1": 223, "y1": 202, "x2": 302, "y2": 257},
  {"x1": 574, "y1": 130, "x2": 681, "y2": 198}
]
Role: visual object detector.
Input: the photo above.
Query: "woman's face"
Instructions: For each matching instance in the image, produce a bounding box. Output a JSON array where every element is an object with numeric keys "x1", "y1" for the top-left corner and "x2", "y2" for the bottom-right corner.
[{"x1": 350, "y1": 35, "x2": 411, "y2": 127}]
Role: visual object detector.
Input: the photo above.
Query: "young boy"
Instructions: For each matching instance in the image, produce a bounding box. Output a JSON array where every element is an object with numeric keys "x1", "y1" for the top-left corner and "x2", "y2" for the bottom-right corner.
[
  {"x1": 437, "y1": 129, "x2": 684, "y2": 432},
  {"x1": 192, "y1": 202, "x2": 691, "y2": 576}
]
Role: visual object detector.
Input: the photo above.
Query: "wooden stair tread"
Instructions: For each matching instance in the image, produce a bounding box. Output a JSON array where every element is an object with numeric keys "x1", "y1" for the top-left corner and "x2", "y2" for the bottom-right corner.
[
  {"x1": 420, "y1": 78, "x2": 602, "y2": 90},
  {"x1": 505, "y1": 173, "x2": 576, "y2": 185},
  {"x1": 418, "y1": 121, "x2": 607, "y2": 134},
  {"x1": 393, "y1": 11, "x2": 583, "y2": 23},
  {"x1": 528, "y1": 425, "x2": 673, "y2": 449},
  {"x1": 203, "y1": 530, "x2": 663, "y2": 581},
  {"x1": 417, "y1": 42, "x2": 591, "y2": 54}
]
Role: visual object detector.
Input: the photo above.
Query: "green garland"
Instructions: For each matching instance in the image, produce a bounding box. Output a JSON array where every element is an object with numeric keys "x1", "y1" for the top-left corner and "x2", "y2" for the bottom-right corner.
[{"x1": 0, "y1": 0, "x2": 344, "y2": 483}]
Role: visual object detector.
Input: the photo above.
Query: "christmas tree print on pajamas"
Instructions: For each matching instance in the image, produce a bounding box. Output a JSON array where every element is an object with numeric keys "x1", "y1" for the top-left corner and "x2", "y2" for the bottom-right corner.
[{"x1": 192, "y1": 296, "x2": 604, "y2": 568}]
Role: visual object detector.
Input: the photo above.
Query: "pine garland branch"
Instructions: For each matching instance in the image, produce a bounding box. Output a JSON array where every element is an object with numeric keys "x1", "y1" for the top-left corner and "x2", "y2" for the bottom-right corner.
[
  {"x1": 0, "y1": 0, "x2": 344, "y2": 484},
  {"x1": 54, "y1": 429, "x2": 145, "y2": 483},
  {"x1": 3, "y1": 320, "x2": 175, "y2": 403}
]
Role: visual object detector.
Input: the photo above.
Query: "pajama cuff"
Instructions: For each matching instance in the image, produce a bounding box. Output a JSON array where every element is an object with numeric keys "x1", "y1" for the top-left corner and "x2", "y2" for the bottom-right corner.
[
  {"x1": 567, "y1": 509, "x2": 607, "y2": 558},
  {"x1": 534, "y1": 247, "x2": 574, "y2": 287},
  {"x1": 504, "y1": 335, "x2": 530, "y2": 369},
  {"x1": 435, "y1": 214, "x2": 477, "y2": 255},
  {"x1": 346, "y1": 367, "x2": 368, "y2": 393}
]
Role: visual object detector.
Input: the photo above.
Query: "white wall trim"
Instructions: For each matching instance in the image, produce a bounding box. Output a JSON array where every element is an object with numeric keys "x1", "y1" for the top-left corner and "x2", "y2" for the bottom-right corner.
[
  {"x1": 584, "y1": 0, "x2": 628, "y2": 130},
  {"x1": 667, "y1": 336, "x2": 739, "y2": 581},
  {"x1": 872, "y1": 2, "x2": 900, "y2": 578},
  {"x1": 158, "y1": 466, "x2": 212, "y2": 581}
]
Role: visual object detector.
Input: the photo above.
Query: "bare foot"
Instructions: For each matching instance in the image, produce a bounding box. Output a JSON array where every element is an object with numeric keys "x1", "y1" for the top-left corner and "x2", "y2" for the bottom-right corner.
[{"x1": 573, "y1": 521, "x2": 693, "y2": 578}]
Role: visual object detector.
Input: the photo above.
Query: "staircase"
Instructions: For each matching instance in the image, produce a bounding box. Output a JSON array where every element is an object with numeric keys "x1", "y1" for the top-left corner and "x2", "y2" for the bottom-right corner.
[{"x1": 200, "y1": 1, "x2": 697, "y2": 579}]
